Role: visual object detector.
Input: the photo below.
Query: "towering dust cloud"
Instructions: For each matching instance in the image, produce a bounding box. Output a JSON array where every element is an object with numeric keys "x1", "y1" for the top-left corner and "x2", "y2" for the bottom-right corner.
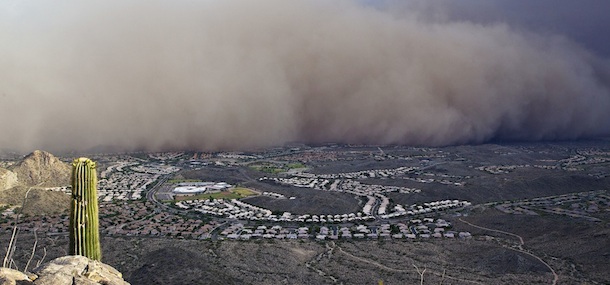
[{"x1": 1, "y1": 0, "x2": 609, "y2": 152}]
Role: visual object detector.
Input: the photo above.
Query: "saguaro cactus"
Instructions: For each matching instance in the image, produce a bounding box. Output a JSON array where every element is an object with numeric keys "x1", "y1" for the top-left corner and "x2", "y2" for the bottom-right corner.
[{"x1": 69, "y1": 157, "x2": 101, "y2": 261}]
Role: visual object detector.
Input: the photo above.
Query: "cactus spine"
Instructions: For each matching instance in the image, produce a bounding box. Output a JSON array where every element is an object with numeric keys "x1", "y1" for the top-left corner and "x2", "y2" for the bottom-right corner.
[{"x1": 69, "y1": 157, "x2": 101, "y2": 261}]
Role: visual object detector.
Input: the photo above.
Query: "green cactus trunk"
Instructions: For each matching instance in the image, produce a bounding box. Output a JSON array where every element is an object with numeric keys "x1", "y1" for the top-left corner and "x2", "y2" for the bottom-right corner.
[{"x1": 69, "y1": 157, "x2": 101, "y2": 261}]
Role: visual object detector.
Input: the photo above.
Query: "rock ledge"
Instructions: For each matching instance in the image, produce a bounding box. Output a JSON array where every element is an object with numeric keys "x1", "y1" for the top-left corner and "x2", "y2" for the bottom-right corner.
[{"x1": 0, "y1": 256, "x2": 129, "y2": 285}]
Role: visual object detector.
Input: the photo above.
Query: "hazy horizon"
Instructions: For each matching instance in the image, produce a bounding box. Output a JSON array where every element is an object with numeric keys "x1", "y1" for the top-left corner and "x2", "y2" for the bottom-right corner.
[{"x1": 1, "y1": 0, "x2": 609, "y2": 153}]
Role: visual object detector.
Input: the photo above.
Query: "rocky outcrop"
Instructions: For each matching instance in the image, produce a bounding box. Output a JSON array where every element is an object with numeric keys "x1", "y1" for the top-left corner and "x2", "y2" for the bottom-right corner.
[
  {"x1": 0, "y1": 267, "x2": 34, "y2": 284},
  {"x1": 0, "y1": 256, "x2": 129, "y2": 285},
  {"x1": 8, "y1": 150, "x2": 70, "y2": 187},
  {"x1": 0, "y1": 168, "x2": 18, "y2": 191}
]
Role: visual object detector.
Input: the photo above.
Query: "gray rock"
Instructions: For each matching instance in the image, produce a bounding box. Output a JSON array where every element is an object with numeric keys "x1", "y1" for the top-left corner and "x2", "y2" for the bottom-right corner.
[
  {"x1": 32, "y1": 256, "x2": 129, "y2": 285},
  {"x1": 0, "y1": 267, "x2": 35, "y2": 285}
]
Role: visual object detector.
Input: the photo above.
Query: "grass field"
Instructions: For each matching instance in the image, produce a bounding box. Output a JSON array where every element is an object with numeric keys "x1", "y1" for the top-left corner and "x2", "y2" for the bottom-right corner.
[
  {"x1": 175, "y1": 187, "x2": 258, "y2": 201},
  {"x1": 167, "y1": 179, "x2": 202, "y2": 184},
  {"x1": 249, "y1": 162, "x2": 306, "y2": 174},
  {"x1": 286, "y1": 163, "x2": 306, "y2": 169},
  {"x1": 249, "y1": 165, "x2": 284, "y2": 174}
]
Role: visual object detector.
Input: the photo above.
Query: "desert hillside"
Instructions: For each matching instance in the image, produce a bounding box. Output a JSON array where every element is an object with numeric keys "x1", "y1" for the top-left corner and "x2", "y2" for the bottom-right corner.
[
  {"x1": 8, "y1": 150, "x2": 70, "y2": 187},
  {"x1": 0, "y1": 167, "x2": 18, "y2": 190},
  {"x1": 0, "y1": 150, "x2": 71, "y2": 215}
]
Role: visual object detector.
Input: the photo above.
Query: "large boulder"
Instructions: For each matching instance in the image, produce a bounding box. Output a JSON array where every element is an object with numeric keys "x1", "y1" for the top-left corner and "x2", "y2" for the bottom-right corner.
[
  {"x1": 32, "y1": 256, "x2": 129, "y2": 285},
  {"x1": 0, "y1": 267, "x2": 34, "y2": 284},
  {"x1": 0, "y1": 256, "x2": 129, "y2": 285}
]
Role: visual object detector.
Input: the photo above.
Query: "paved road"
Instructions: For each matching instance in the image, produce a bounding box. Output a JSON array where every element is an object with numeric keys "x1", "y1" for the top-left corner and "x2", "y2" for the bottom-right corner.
[
  {"x1": 145, "y1": 175, "x2": 191, "y2": 215},
  {"x1": 145, "y1": 175, "x2": 168, "y2": 205}
]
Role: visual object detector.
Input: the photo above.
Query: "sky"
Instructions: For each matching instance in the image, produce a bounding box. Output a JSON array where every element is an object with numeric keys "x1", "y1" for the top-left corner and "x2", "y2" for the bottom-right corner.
[
  {"x1": 0, "y1": 0, "x2": 609, "y2": 153},
  {"x1": 397, "y1": 0, "x2": 610, "y2": 57}
]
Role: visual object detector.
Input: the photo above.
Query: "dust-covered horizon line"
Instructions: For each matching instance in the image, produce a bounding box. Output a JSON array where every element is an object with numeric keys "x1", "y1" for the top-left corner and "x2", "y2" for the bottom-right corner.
[{"x1": 4, "y1": 136, "x2": 610, "y2": 157}]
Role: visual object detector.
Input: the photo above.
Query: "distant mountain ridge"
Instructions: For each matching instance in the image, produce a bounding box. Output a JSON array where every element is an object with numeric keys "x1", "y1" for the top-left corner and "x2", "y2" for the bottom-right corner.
[
  {"x1": 0, "y1": 150, "x2": 71, "y2": 215},
  {"x1": 7, "y1": 150, "x2": 71, "y2": 187}
]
